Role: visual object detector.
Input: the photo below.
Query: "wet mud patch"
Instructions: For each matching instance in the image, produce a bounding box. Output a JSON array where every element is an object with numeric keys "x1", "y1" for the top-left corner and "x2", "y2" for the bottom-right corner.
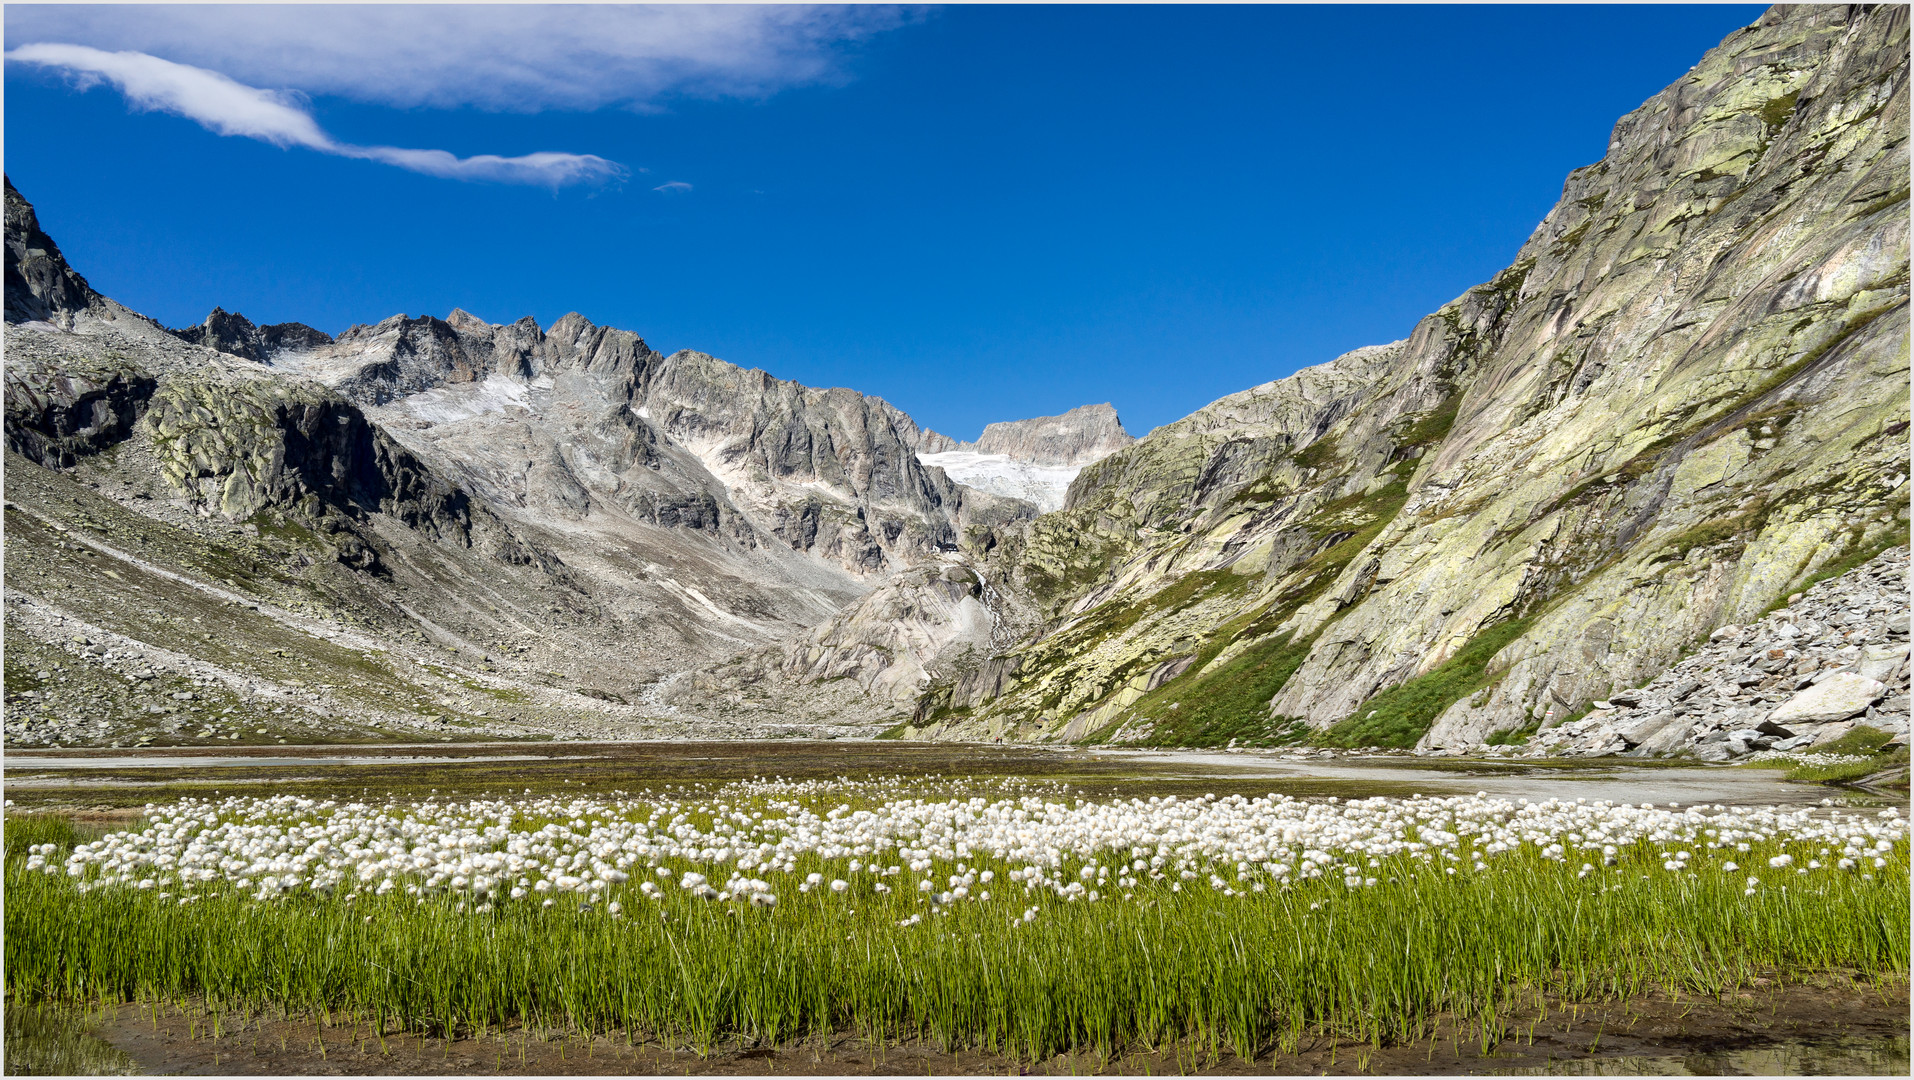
[
  {"x1": 9, "y1": 740, "x2": 1889, "y2": 812},
  {"x1": 10, "y1": 978, "x2": 1906, "y2": 1075},
  {"x1": 1, "y1": 741, "x2": 1432, "y2": 809}
]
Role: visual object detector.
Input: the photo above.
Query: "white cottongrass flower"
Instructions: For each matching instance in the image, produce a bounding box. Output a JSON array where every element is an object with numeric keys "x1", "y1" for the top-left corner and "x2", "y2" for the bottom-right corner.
[{"x1": 28, "y1": 786, "x2": 1902, "y2": 924}]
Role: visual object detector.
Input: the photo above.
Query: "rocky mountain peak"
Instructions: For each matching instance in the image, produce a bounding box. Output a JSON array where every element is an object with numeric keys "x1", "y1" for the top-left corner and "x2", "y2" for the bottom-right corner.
[
  {"x1": 5, "y1": 174, "x2": 106, "y2": 327},
  {"x1": 965, "y1": 403, "x2": 1135, "y2": 467},
  {"x1": 445, "y1": 308, "x2": 493, "y2": 332},
  {"x1": 170, "y1": 306, "x2": 333, "y2": 362}
]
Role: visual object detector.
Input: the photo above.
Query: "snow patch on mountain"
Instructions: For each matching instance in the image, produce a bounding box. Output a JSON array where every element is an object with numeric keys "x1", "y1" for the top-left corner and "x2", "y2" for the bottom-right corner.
[
  {"x1": 400, "y1": 373, "x2": 530, "y2": 424},
  {"x1": 917, "y1": 451, "x2": 1082, "y2": 513}
]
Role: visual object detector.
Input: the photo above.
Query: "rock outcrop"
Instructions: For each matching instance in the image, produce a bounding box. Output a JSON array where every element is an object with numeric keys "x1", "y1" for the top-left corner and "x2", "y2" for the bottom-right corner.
[
  {"x1": 4, "y1": 348, "x2": 155, "y2": 468},
  {"x1": 963, "y1": 403, "x2": 1135, "y2": 466},
  {"x1": 171, "y1": 307, "x2": 333, "y2": 361},
  {"x1": 1510, "y1": 546, "x2": 1909, "y2": 758},
  {"x1": 907, "y1": 4, "x2": 1910, "y2": 749}
]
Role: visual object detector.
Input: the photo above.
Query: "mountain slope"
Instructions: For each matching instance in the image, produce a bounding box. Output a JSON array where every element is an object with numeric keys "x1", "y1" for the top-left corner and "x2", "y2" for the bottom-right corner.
[
  {"x1": 904, "y1": 3, "x2": 1910, "y2": 751},
  {"x1": 1, "y1": 184, "x2": 1025, "y2": 746}
]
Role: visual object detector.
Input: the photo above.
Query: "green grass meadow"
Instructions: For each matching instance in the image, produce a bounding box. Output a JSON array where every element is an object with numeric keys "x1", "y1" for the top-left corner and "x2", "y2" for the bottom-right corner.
[{"x1": 6, "y1": 813, "x2": 1906, "y2": 1062}]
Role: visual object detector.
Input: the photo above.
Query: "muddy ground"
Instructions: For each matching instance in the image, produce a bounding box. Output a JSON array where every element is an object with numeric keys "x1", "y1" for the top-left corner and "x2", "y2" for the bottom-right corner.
[
  {"x1": 6, "y1": 739, "x2": 1894, "y2": 814},
  {"x1": 6, "y1": 977, "x2": 1907, "y2": 1076}
]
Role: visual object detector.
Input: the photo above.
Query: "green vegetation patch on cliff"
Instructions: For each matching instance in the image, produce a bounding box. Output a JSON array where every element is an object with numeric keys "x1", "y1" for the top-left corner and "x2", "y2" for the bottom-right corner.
[
  {"x1": 1093, "y1": 478, "x2": 1416, "y2": 747},
  {"x1": 1130, "y1": 632, "x2": 1315, "y2": 748},
  {"x1": 1763, "y1": 522, "x2": 1914, "y2": 617},
  {"x1": 1020, "y1": 512, "x2": 1136, "y2": 610},
  {"x1": 1393, "y1": 394, "x2": 1462, "y2": 453},
  {"x1": 1058, "y1": 569, "x2": 1254, "y2": 660},
  {"x1": 1318, "y1": 618, "x2": 1535, "y2": 749}
]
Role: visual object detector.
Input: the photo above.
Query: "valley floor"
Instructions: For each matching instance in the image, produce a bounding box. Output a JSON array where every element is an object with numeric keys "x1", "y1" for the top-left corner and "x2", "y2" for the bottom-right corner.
[{"x1": 4, "y1": 739, "x2": 1905, "y2": 812}]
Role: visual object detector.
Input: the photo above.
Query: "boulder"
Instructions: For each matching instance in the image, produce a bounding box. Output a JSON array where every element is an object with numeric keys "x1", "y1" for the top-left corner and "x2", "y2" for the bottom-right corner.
[
  {"x1": 1857, "y1": 644, "x2": 1909, "y2": 683},
  {"x1": 1620, "y1": 711, "x2": 1679, "y2": 747},
  {"x1": 1766, "y1": 673, "x2": 1887, "y2": 726},
  {"x1": 1810, "y1": 721, "x2": 1855, "y2": 747},
  {"x1": 1693, "y1": 740, "x2": 1738, "y2": 762}
]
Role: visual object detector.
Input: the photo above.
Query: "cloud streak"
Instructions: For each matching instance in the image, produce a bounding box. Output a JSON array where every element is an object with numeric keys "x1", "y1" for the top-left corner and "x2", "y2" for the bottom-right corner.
[
  {"x1": 4, "y1": 5, "x2": 918, "y2": 112},
  {"x1": 6, "y1": 43, "x2": 624, "y2": 186}
]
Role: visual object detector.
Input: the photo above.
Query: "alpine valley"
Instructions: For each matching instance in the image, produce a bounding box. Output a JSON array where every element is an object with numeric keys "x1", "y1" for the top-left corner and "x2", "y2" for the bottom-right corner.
[{"x1": 5, "y1": 3, "x2": 1909, "y2": 760}]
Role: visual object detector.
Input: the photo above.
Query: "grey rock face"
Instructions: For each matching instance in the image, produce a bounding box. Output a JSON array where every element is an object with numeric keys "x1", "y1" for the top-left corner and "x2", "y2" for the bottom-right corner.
[
  {"x1": 917, "y1": 429, "x2": 961, "y2": 455},
  {"x1": 171, "y1": 307, "x2": 333, "y2": 362},
  {"x1": 3, "y1": 353, "x2": 156, "y2": 468},
  {"x1": 272, "y1": 308, "x2": 1021, "y2": 576},
  {"x1": 683, "y1": 558, "x2": 1018, "y2": 711},
  {"x1": 4, "y1": 176, "x2": 102, "y2": 327},
  {"x1": 962, "y1": 404, "x2": 1135, "y2": 467}
]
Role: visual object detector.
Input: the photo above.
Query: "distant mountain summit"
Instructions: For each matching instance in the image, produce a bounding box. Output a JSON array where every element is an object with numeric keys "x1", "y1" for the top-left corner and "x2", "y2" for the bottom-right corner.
[
  {"x1": 964, "y1": 403, "x2": 1135, "y2": 467},
  {"x1": 918, "y1": 404, "x2": 1134, "y2": 512},
  {"x1": 171, "y1": 307, "x2": 333, "y2": 362}
]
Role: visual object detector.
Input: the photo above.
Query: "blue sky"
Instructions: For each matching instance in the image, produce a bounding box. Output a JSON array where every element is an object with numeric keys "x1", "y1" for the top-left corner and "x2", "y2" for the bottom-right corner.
[{"x1": 5, "y1": 4, "x2": 1766, "y2": 439}]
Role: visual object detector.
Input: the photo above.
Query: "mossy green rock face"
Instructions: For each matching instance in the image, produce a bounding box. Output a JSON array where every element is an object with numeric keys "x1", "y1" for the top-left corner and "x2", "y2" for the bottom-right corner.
[
  {"x1": 920, "y1": 5, "x2": 1911, "y2": 749},
  {"x1": 144, "y1": 372, "x2": 440, "y2": 530}
]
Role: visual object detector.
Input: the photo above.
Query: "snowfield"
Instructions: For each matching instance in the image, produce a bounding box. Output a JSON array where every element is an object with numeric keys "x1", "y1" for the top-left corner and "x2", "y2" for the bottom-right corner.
[{"x1": 917, "y1": 451, "x2": 1083, "y2": 512}]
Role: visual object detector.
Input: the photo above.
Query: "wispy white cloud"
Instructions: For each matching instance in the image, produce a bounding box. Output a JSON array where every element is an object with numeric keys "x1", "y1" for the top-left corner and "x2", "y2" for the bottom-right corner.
[
  {"x1": 3, "y1": 5, "x2": 918, "y2": 112},
  {"x1": 652, "y1": 181, "x2": 694, "y2": 194},
  {"x1": 6, "y1": 43, "x2": 624, "y2": 186},
  {"x1": 8, "y1": 43, "x2": 330, "y2": 148}
]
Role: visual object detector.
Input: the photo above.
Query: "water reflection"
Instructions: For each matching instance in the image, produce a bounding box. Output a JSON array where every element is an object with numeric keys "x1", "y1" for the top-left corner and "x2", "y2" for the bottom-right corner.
[{"x1": 4, "y1": 1002, "x2": 141, "y2": 1075}]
